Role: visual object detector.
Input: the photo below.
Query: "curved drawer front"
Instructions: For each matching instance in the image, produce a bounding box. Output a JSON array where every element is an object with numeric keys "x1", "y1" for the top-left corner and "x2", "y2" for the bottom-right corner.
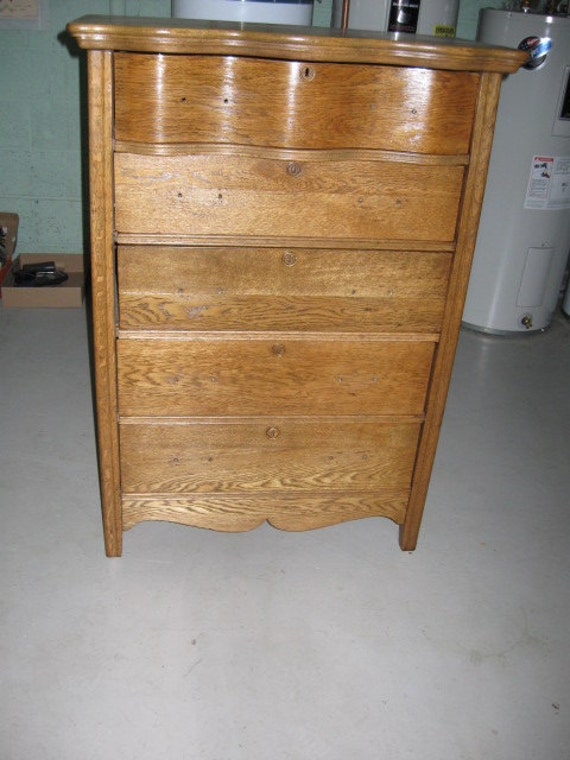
[
  {"x1": 114, "y1": 53, "x2": 478, "y2": 155},
  {"x1": 117, "y1": 337, "x2": 434, "y2": 417},
  {"x1": 119, "y1": 420, "x2": 421, "y2": 495},
  {"x1": 117, "y1": 245, "x2": 452, "y2": 333},
  {"x1": 114, "y1": 153, "x2": 464, "y2": 242}
]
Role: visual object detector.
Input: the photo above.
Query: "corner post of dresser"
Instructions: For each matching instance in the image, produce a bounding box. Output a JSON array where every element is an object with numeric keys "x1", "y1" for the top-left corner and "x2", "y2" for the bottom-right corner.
[
  {"x1": 400, "y1": 71, "x2": 504, "y2": 552},
  {"x1": 87, "y1": 49, "x2": 123, "y2": 557}
]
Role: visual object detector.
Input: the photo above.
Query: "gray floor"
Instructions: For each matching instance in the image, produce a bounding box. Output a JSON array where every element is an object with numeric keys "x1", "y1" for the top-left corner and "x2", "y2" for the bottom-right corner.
[{"x1": 1, "y1": 302, "x2": 569, "y2": 760}]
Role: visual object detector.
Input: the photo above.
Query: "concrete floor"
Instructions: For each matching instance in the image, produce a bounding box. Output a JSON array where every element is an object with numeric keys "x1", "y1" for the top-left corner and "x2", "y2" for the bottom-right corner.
[{"x1": 1, "y1": 303, "x2": 569, "y2": 760}]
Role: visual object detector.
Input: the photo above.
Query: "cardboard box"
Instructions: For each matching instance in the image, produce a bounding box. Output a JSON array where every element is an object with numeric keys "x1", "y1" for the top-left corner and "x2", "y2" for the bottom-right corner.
[
  {"x1": 2, "y1": 253, "x2": 85, "y2": 308},
  {"x1": 0, "y1": 212, "x2": 19, "y2": 296}
]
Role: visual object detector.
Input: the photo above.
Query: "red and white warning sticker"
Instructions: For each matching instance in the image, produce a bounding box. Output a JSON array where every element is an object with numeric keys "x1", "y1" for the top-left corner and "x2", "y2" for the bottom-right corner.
[{"x1": 525, "y1": 155, "x2": 570, "y2": 210}]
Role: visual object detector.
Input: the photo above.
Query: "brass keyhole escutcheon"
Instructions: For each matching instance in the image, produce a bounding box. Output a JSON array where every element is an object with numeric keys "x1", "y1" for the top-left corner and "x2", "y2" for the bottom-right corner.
[
  {"x1": 287, "y1": 162, "x2": 302, "y2": 178},
  {"x1": 282, "y1": 251, "x2": 297, "y2": 267},
  {"x1": 266, "y1": 426, "x2": 280, "y2": 440},
  {"x1": 272, "y1": 343, "x2": 286, "y2": 358}
]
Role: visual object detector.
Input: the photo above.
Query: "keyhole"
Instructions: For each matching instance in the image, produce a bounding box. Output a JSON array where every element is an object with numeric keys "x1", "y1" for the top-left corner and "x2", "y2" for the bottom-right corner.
[{"x1": 301, "y1": 65, "x2": 315, "y2": 81}]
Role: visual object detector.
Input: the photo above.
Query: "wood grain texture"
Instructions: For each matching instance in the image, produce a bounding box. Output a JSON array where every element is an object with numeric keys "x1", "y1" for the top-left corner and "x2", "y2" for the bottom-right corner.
[
  {"x1": 119, "y1": 419, "x2": 420, "y2": 495},
  {"x1": 87, "y1": 50, "x2": 122, "y2": 557},
  {"x1": 114, "y1": 143, "x2": 470, "y2": 165},
  {"x1": 68, "y1": 16, "x2": 528, "y2": 74},
  {"x1": 115, "y1": 234, "x2": 457, "y2": 252},
  {"x1": 117, "y1": 337, "x2": 435, "y2": 417},
  {"x1": 122, "y1": 491, "x2": 409, "y2": 532},
  {"x1": 67, "y1": 17, "x2": 525, "y2": 553},
  {"x1": 117, "y1": 246, "x2": 451, "y2": 333},
  {"x1": 114, "y1": 53, "x2": 478, "y2": 155},
  {"x1": 114, "y1": 153, "x2": 464, "y2": 242}
]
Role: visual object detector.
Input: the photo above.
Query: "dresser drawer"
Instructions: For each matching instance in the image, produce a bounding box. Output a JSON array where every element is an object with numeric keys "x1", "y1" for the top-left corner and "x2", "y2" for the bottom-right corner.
[
  {"x1": 117, "y1": 337, "x2": 434, "y2": 417},
  {"x1": 114, "y1": 53, "x2": 478, "y2": 155},
  {"x1": 114, "y1": 153, "x2": 464, "y2": 243},
  {"x1": 119, "y1": 419, "x2": 421, "y2": 495},
  {"x1": 117, "y1": 245, "x2": 451, "y2": 333}
]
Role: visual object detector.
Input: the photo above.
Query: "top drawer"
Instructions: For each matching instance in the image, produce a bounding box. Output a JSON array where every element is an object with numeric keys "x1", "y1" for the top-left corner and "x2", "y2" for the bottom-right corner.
[{"x1": 114, "y1": 53, "x2": 479, "y2": 155}]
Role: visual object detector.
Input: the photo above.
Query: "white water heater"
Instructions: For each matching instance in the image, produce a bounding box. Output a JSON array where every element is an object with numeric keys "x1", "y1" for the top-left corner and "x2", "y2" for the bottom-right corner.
[
  {"x1": 172, "y1": 0, "x2": 313, "y2": 25},
  {"x1": 463, "y1": 9, "x2": 570, "y2": 334},
  {"x1": 333, "y1": 0, "x2": 459, "y2": 37}
]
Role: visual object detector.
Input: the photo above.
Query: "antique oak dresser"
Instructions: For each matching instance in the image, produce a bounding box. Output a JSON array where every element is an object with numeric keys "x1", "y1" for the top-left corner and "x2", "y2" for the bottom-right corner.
[{"x1": 67, "y1": 16, "x2": 525, "y2": 556}]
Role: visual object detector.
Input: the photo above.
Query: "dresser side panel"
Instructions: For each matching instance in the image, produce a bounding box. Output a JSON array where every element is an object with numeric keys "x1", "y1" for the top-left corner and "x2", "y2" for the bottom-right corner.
[
  {"x1": 87, "y1": 50, "x2": 122, "y2": 557},
  {"x1": 401, "y1": 72, "x2": 504, "y2": 551}
]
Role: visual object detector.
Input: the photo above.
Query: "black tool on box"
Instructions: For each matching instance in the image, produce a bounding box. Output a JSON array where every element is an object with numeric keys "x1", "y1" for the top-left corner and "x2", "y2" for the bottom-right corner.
[
  {"x1": 12, "y1": 260, "x2": 68, "y2": 287},
  {"x1": 0, "y1": 225, "x2": 8, "y2": 268}
]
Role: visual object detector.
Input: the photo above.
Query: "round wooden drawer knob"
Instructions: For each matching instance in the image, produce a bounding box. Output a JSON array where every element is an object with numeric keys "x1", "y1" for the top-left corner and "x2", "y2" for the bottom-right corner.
[
  {"x1": 287, "y1": 162, "x2": 303, "y2": 177},
  {"x1": 282, "y1": 251, "x2": 297, "y2": 267}
]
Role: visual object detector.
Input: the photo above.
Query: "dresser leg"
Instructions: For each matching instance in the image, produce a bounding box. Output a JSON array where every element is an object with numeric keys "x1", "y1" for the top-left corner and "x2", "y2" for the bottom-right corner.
[
  {"x1": 399, "y1": 521, "x2": 419, "y2": 552},
  {"x1": 100, "y1": 473, "x2": 122, "y2": 556},
  {"x1": 105, "y1": 530, "x2": 123, "y2": 557}
]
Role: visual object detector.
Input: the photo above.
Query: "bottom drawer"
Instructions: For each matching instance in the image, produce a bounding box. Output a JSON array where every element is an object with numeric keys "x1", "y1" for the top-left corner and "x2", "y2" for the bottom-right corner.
[
  {"x1": 120, "y1": 419, "x2": 420, "y2": 495},
  {"x1": 120, "y1": 418, "x2": 419, "y2": 531}
]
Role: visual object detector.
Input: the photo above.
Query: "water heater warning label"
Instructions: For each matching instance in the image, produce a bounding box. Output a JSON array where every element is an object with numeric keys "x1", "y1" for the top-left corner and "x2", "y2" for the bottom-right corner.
[{"x1": 524, "y1": 155, "x2": 570, "y2": 210}]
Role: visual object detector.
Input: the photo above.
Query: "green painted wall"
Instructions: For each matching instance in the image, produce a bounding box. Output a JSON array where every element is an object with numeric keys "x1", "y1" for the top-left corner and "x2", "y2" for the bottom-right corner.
[
  {"x1": 0, "y1": 0, "x2": 499, "y2": 256},
  {"x1": 456, "y1": 0, "x2": 504, "y2": 40},
  {"x1": 0, "y1": 0, "x2": 170, "y2": 255}
]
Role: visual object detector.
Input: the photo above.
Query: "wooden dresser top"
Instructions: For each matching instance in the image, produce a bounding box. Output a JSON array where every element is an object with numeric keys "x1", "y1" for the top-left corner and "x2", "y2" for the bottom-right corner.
[{"x1": 67, "y1": 15, "x2": 527, "y2": 73}]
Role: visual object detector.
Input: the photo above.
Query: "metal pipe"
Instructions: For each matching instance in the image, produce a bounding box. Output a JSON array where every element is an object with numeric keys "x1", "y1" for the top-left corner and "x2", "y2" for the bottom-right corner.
[{"x1": 341, "y1": 0, "x2": 350, "y2": 30}]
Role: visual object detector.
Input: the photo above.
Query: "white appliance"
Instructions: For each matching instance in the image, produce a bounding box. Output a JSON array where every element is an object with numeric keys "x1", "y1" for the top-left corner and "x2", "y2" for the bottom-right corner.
[
  {"x1": 172, "y1": 0, "x2": 313, "y2": 25},
  {"x1": 463, "y1": 9, "x2": 570, "y2": 334},
  {"x1": 332, "y1": 0, "x2": 458, "y2": 37},
  {"x1": 333, "y1": 0, "x2": 391, "y2": 31},
  {"x1": 414, "y1": 0, "x2": 458, "y2": 37}
]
